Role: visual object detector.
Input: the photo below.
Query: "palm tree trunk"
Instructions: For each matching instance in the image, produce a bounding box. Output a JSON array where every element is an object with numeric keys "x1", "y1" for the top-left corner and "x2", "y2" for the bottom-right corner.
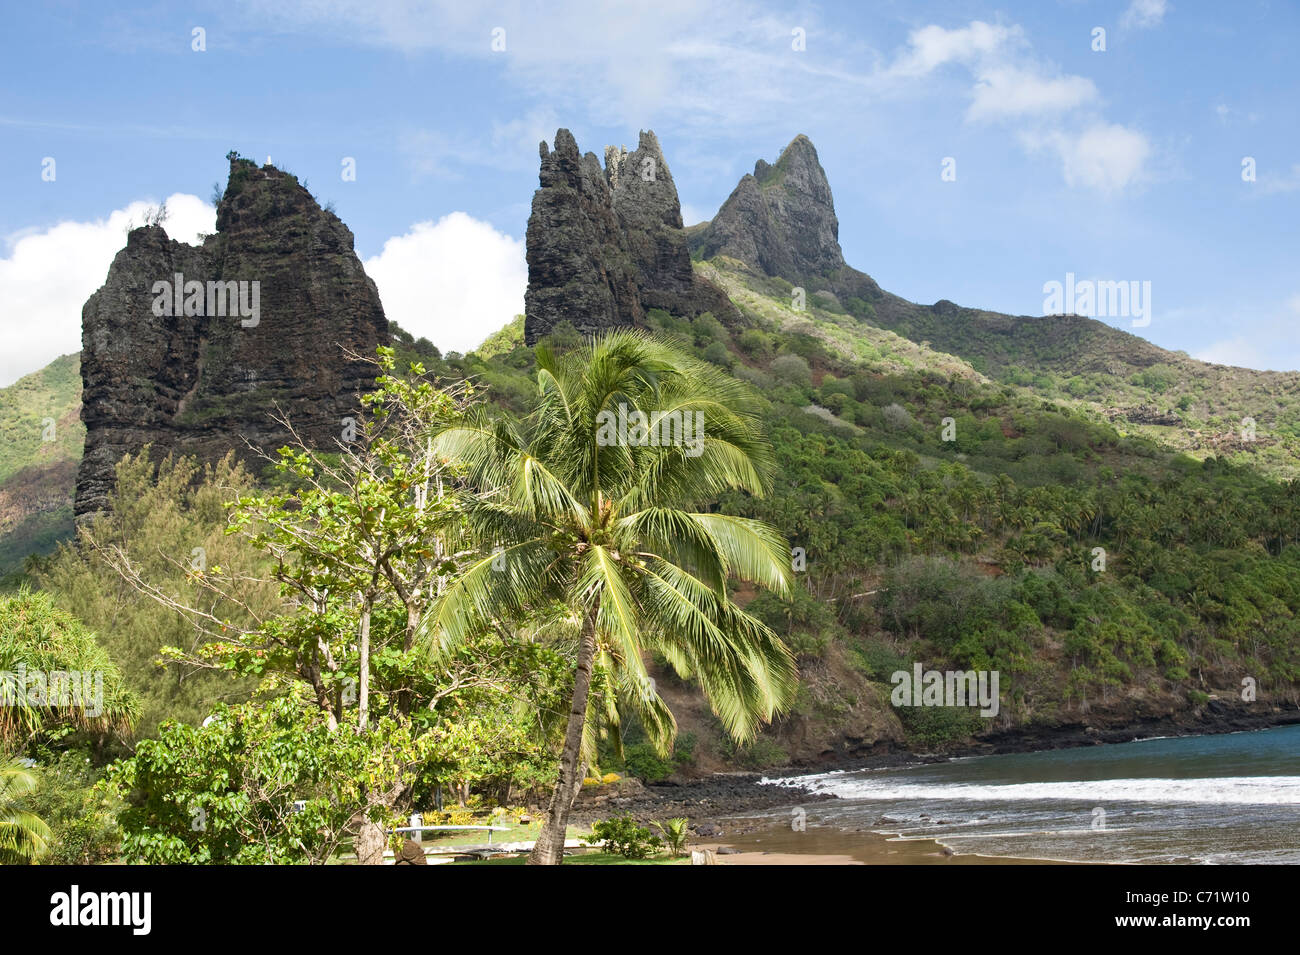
[{"x1": 529, "y1": 607, "x2": 598, "y2": 865}]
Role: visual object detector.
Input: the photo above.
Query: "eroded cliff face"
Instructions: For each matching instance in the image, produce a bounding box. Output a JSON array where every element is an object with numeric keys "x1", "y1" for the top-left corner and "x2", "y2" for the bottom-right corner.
[
  {"x1": 75, "y1": 156, "x2": 388, "y2": 519},
  {"x1": 523, "y1": 128, "x2": 736, "y2": 344}
]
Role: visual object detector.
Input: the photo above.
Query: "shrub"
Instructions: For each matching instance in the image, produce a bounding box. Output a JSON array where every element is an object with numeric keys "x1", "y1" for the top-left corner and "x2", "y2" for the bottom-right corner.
[
  {"x1": 737, "y1": 328, "x2": 773, "y2": 358},
  {"x1": 702, "y1": 341, "x2": 732, "y2": 367},
  {"x1": 28, "y1": 753, "x2": 120, "y2": 865},
  {"x1": 584, "y1": 814, "x2": 662, "y2": 859},
  {"x1": 897, "y1": 704, "x2": 983, "y2": 749},
  {"x1": 881, "y1": 402, "x2": 913, "y2": 431},
  {"x1": 623, "y1": 742, "x2": 674, "y2": 782},
  {"x1": 723, "y1": 735, "x2": 788, "y2": 769},
  {"x1": 770, "y1": 354, "x2": 812, "y2": 387}
]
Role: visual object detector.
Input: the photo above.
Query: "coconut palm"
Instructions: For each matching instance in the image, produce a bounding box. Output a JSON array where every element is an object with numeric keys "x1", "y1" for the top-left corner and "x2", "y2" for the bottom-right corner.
[
  {"x1": 0, "y1": 758, "x2": 51, "y2": 864},
  {"x1": 428, "y1": 331, "x2": 796, "y2": 865}
]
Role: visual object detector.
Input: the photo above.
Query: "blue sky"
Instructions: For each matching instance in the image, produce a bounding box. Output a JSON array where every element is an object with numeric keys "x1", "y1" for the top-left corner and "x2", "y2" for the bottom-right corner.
[{"x1": 1, "y1": 0, "x2": 1297, "y2": 385}]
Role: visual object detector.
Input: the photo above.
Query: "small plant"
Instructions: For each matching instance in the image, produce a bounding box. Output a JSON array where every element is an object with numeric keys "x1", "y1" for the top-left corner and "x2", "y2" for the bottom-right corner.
[
  {"x1": 654, "y1": 817, "x2": 690, "y2": 858},
  {"x1": 584, "y1": 814, "x2": 661, "y2": 860}
]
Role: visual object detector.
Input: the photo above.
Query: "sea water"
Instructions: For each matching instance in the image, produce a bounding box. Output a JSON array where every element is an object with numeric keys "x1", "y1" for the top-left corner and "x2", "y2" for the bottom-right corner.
[{"x1": 761, "y1": 724, "x2": 1300, "y2": 864}]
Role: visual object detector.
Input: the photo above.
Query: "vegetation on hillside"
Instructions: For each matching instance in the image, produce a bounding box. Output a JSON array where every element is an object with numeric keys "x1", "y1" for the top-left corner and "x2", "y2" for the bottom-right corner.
[
  {"x1": 4, "y1": 254, "x2": 1300, "y2": 863},
  {"x1": 0, "y1": 354, "x2": 82, "y2": 581}
]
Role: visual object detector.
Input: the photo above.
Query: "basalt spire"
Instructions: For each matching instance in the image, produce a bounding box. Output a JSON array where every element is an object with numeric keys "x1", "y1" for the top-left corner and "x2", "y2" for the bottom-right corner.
[
  {"x1": 689, "y1": 134, "x2": 880, "y2": 300},
  {"x1": 523, "y1": 128, "x2": 736, "y2": 344},
  {"x1": 75, "y1": 154, "x2": 389, "y2": 519}
]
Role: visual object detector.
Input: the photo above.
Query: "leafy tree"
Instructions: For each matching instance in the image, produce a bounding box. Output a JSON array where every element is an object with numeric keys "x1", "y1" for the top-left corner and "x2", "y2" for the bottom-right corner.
[
  {"x1": 106, "y1": 697, "x2": 358, "y2": 864},
  {"x1": 94, "y1": 350, "x2": 569, "y2": 863},
  {"x1": 39, "y1": 451, "x2": 272, "y2": 737}
]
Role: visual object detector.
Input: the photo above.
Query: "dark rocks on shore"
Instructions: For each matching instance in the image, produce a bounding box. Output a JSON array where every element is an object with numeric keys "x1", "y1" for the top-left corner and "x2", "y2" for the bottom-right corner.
[{"x1": 568, "y1": 771, "x2": 835, "y2": 825}]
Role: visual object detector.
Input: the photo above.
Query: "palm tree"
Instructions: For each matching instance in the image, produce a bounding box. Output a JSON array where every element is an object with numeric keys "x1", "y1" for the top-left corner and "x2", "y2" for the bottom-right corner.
[
  {"x1": 0, "y1": 758, "x2": 51, "y2": 864},
  {"x1": 428, "y1": 331, "x2": 796, "y2": 864}
]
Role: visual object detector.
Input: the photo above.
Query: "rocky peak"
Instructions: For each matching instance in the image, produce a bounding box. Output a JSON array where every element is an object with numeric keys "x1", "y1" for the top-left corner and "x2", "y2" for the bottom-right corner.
[
  {"x1": 523, "y1": 128, "x2": 736, "y2": 344},
  {"x1": 75, "y1": 154, "x2": 388, "y2": 519},
  {"x1": 690, "y1": 134, "x2": 879, "y2": 300},
  {"x1": 606, "y1": 130, "x2": 699, "y2": 312},
  {"x1": 525, "y1": 130, "x2": 644, "y2": 345}
]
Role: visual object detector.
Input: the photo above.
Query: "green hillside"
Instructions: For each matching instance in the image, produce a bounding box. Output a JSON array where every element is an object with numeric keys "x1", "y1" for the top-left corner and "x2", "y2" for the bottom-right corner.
[
  {"x1": 5, "y1": 267, "x2": 1300, "y2": 767},
  {"x1": 0, "y1": 353, "x2": 82, "y2": 581},
  {"x1": 860, "y1": 278, "x2": 1300, "y2": 479},
  {"x1": 393, "y1": 260, "x2": 1300, "y2": 765}
]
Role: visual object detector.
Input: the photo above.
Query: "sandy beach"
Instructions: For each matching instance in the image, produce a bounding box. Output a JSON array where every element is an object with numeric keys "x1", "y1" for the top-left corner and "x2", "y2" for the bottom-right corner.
[{"x1": 695, "y1": 821, "x2": 1060, "y2": 865}]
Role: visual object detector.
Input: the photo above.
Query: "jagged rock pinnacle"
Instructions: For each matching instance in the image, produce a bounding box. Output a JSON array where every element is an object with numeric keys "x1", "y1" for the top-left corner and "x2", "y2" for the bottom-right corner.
[
  {"x1": 75, "y1": 154, "x2": 388, "y2": 519},
  {"x1": 524, "y1": 128, "x2": 736, "y2": 344},
  {"x1": 689, "y1": 134, "x2": 879, "y2": 300}
]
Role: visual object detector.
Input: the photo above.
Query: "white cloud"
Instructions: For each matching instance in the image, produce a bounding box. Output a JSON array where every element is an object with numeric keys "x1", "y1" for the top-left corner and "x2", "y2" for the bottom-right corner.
[
  {"x1": 363, "y1": 212, "x2": 525, "y2": 354},
  {"x1": 244, "y1": 5, "x2": 1150, "y2": 191},
  {"x1": 491, "y1": 107, "x2": 561, "y2": 159},
  {"x1": 887, "y1": 21, "x2": 1096, "y2": 123},
  {"x1": 0, "y1": 194, "x2": 214, "y2": 387},
  {"x1": 1194, "y1": 296, "x2": 1300, "y2": 371},
  {"x1": 245, "y1": 0, "x2": 802, "y2": 129},
  {"x1": 680, "y1": 202, "x2": 709, "y2": 227},
  {"x1": 967, "y1": 67, "x2": 1096, "y2": 121},
  {"x1": 1022, "y1": 124, "x2": 1151, "y2": 193},
  {"x1": 885, "y1": 18, "x2": 1141, "y2": 193},
  {"x1": 1194, "y1": 337, "x2": 1267, "y2": 368},
  {"x1": 1121, "y1": 0, "x2": 1168, "y2": 30},
  {"x1": 887, "y1": 21, "x2": 1019, "y2": 77}
]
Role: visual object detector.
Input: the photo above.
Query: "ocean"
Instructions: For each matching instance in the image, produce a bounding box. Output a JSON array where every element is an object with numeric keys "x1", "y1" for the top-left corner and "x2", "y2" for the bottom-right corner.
[{"x1": 761, "y1": 723, "x2": 1300, "y2": 864}]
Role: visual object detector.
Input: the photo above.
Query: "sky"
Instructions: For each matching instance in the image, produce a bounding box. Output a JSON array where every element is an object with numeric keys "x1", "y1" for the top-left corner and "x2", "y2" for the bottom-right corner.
[{"x1": 1, "y1": 0, "x2": 1297, "y2": 386}]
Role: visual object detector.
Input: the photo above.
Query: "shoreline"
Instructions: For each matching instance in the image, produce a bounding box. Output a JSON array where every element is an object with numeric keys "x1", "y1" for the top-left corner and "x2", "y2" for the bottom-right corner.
[
  {"x1": 757, "y1": 699, "x2": 1300, "y2": 782},
  {"x1": 571, "y1": 719, "x2": 1300, "y2": 864},
  {"x1": 578, "y1": 711, "x2": 1300, "y2": 824},
  {"x1": 695, "y1": 821, "x2": 1074, "y2": 865}
]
